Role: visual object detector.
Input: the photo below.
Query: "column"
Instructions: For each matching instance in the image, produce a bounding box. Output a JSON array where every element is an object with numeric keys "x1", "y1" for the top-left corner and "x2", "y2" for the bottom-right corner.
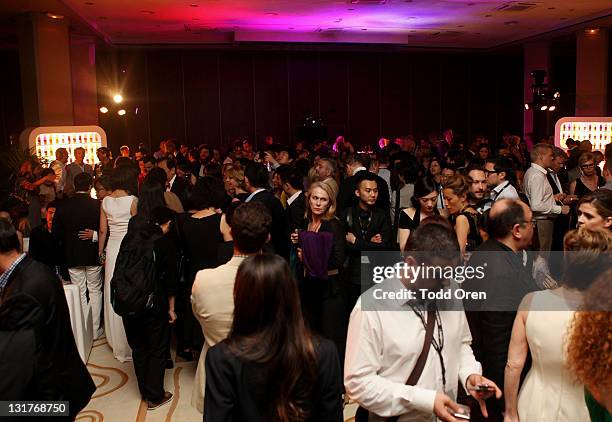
[
  {"x1": 18, "y1": 13, "x2": 74, "y2": 127},
  {"x1": 70, "y1": 35, "x2": 99, "y2": 125},
  {"x1": 576, "y1": 28, "x2": 608, "y2": 116}
]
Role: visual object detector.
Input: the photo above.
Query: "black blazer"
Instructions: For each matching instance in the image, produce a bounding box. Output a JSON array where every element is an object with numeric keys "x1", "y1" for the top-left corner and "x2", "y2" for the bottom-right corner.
[
  {"x1": 0, "y1": 257, "x2": 95, "y2": 417},
  {"x1": 341, "y1": 206, "x2": 393, "y2": 284},
  {"x1": 286, "y1": 191, "x2": 306, "y2": 232},
  {"x1": 249, "y1": 190, "x2": 290, "y2": 259},
  {"x1": 204, "y1": 338, "x2": 343, "y2": 422},
  {"x1": 336, "y1": 171, "x2": 391, "y2": 213},
  {"x1": 465, "y1": 239, "x2": 538, "y2": 391},
  {"x1": 52, "y1": 193, "x2": 100, "y2": 268},
  {"x1": 171, "y1": 175, "x2": 191, "y2": 206}
]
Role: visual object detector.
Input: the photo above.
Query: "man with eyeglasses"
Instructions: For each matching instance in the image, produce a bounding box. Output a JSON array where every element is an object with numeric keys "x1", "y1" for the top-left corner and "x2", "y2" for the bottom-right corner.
[
  {"x1": 464, "y1": 199, "x2": 538, "y2": 421},
  {"x1": 483, "y1": 157, "x2": 519, "y2": 211}
]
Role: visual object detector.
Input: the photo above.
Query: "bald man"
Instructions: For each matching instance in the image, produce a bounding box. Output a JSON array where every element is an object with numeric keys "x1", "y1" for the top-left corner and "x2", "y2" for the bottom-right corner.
[{"x1": 463, "y1": 199, "x2": 539, "y2": 420}]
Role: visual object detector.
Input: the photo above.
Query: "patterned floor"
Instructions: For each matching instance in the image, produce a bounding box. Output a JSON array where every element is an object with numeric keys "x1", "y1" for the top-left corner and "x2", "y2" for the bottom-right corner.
[{"x1": 77, "y1": 338, "x2": 358, "y2": 421}]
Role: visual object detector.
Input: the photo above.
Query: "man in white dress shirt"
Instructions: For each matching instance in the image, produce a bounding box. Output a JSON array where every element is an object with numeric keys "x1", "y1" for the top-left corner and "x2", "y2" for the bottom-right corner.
[
  {"x1": 345, "y1": 223, "x2": 501, "y2": 422},
  {"x1": 523, "y1": 143, "x2": 570, "y2": 257}
]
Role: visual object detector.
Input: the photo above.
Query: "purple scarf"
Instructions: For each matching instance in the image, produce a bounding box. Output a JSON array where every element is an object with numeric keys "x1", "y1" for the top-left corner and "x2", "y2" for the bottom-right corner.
[{"x1": 299, "y1": 230, "x2": 334, "y2": 280}]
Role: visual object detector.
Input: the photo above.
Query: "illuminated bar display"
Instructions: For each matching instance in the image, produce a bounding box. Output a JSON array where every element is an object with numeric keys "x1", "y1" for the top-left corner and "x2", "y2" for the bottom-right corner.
[
  {"x1": 555, "y1": 117, "x2": 612, "y2": 152},
  {"x1": 20, "y1": 125, "x2": 108, "y2": 165}
]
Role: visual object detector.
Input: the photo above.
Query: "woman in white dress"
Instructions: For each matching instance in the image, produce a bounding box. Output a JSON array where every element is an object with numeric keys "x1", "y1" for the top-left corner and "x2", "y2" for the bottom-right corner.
[
  {"x1": 504, "y1": 227, "x2": 612, "y2": 422},
  {"x1": 98, "y1": 165, "x2": 139, "y2": 362}
]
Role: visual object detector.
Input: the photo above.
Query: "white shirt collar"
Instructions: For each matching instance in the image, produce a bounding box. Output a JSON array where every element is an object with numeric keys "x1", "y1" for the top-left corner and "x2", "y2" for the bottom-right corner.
[
  {"x1": 493, "y1": 180, "x2": 510, "y2": 193},
  {"x1": 353, "y1": 166, "x2": 367, "y2": 176},
  {"x1": 531, "y1": 163, "x2": 548, "y2": 175},
  {"x1": 245, "y1": 188, "x2": 266, "y2": 202},
  {"x1": 168, "y1": 174, "x2": 176, "y2": 190},
  {"x1": 287, "y1": 191, "x2": 301, "y2": 206}
]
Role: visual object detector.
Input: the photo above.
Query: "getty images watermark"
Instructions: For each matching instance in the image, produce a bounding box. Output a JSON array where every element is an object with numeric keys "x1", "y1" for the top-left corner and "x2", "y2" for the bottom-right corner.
[
  {"x1": 371, "y1": 261, "x2": 488, "y2": 302},
  {"x1": 359, "y1": 251, "x2": 612, "y2": 312}
]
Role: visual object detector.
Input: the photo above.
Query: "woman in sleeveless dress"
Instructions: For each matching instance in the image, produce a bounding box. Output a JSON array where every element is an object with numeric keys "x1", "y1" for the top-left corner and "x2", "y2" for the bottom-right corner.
[
  {"x1": 98, "y1": 165, "x2": 138, "y2": 362},
  {"x1": 442, "y1": 175, "x2": 482, "y2": 253},
  {"x1": 569, "y1": 152, "x2": 606, "y2": 200},
  {"x1": 504, "y1": 227, "x2": 612, "y2": 422}
]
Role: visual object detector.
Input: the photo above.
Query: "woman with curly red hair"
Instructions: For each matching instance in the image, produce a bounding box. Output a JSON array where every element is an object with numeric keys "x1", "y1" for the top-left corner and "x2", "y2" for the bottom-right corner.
[{"x1": 566, "y1": 269, "x2": 612, "y2": 421}]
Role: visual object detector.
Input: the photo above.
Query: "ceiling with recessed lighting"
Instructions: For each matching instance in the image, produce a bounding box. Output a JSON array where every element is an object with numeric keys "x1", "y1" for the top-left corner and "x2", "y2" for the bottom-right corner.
[{"x1": 0, "y1": 0, "x2": 611, "y2": 48}]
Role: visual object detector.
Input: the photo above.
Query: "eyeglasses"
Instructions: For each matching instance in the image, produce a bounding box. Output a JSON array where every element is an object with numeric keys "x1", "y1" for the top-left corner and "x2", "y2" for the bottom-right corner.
[
  {"x1": 580, "y1": 164, "x2": 595, "y2": 169},
  {"x1": 521, "y1": 220, "x2": 537, "y2": 227},
  {"x1": 484, "y1": 170, "x2": 498, "y2": 176}
]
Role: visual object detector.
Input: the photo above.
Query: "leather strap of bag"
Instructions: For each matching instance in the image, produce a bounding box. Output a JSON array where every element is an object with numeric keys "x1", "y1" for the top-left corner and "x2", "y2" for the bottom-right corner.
[{"x1": 355, "y1": 309, "x2": 436, "y2": 422}]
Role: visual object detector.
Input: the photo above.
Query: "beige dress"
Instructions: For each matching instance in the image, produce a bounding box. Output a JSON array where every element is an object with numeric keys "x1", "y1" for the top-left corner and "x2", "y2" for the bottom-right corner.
[{"x1": 517, "y1": 289, "x2": 589, "y2": 422}]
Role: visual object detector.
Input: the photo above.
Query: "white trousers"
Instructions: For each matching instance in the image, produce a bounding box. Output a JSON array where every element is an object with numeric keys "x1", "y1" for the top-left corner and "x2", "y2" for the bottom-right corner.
[{"x1": 69, "y1": 266, "x2": 103, "y2": 338}]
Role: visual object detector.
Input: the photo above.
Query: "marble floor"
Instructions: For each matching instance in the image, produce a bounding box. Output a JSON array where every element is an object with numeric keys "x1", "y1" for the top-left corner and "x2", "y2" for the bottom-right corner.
[{"x1": 78, "y1": 337, "x2": 358, "y2": 421}]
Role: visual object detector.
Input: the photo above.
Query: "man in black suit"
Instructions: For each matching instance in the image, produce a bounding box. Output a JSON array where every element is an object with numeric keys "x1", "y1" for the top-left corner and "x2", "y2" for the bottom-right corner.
[
  {"x1": 278, "y1": 165, "x2": 306, "y2": 232},
  {"x1": 52, "y1": 173, "x2": 104, "y2": 339},
  {"x1": 158, "y1": 156, "x2": 190, "y2": 206},
  {"x1": 244, "y1": 163, "x2": 290, "y2": 259},
  {"x1": 336, "y1": 153, "x2": 390, "y2": 213},
  {"x1": 0, "y1": 220, "x2": 95, "y2": 417},
  {"x1": 464, "y1": 199, "x2": 538, "y2": 421},
  {"x1": 341, "y1": 172, "x2": 392, "y2": 314}
]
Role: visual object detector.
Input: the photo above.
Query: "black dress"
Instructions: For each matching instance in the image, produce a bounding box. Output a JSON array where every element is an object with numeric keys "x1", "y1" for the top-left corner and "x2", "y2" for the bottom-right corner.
[
  {"x1": 574, "y1": 176, "x2": 606, "y2": 199},
  {"x1": 299, "y1": 218, "x2": 346, "y2": 367},
  {"x1": 455, "y1": 210, "x2": 483, "y2": 252},
  {"x1": 177, "y1": 212, "x2": 224, "y2": 352},
  {"x1": 204, "y1": 338, "x2": 343, "y2": 422},
  {"x1": 398, "y1": 207, "x2": 440, "y2": 231}
]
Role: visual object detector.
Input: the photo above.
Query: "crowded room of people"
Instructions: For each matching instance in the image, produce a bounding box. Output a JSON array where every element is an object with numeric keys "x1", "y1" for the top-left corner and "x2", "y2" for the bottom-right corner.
[{"x1": 0, "y1": 1, "x2": 611, "y2": 421}]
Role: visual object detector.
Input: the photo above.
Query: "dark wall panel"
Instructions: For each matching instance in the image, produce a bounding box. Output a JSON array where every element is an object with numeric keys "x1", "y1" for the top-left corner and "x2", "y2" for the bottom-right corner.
[
  {"x1": 411, "y1": 54, "x2": 441, "y2": 139},
  {"x1": 288, "y1": 53, "x2": 319, "y2": 140},
  {"x1": 319, "y1": 53, "x2": 349, "y2": 140},
  {"x1": 219, "y1": 53, "x2": 254, "y2": 145},
  {"x1": 183, "y1": 52, "x2": 221, "y2": 148},
  {"x1": 380, "y1": 54, "x2": 411, "y2": 139},
  {"x1": 440, "y1": 54, "x2": 470, "y2": 142},
  {"x1": 469, "y1": 55, "x2": 497, "y2": 145},
  {"x1": 252, "y1": 52, "x2": 289, "y2": 147},
  {"x1": 146, "y1": 51, "x2": 186, "y2": 146},
  {"x1": 348, "y1": 54, "x2": 381, "y2": 146}
]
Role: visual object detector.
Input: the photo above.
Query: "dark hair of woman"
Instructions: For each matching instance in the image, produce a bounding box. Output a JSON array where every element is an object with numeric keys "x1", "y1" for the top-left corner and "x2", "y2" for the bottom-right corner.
[
  {"x1": 390, "y1": 157, "x2": 420, "y2": 190},
  {"x1": 191, "y1": 176, "x2": 227, "y2": 210},
  {"x1": 137, "y1": 178, "x2": 166, "y2": 222},
  {"x1": 228, "y1": 254, "x2": 318, "y2": 421},
  {"x1": 411, "y1": 176, "x2": 438, "y2": 208},
  {"x1": 146, "y1": 167, "x2": 168, "y2": 188},
  {"x1": 110, "y1": 164, "x2": 138, "y2": 195}
]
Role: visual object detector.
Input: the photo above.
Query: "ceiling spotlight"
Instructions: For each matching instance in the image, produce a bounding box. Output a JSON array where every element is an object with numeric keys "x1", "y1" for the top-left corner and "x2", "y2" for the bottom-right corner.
[
  {"x1": 99, "y1": 106, "x2": 108, "y2": 113},
  {"x1": 117, "y1": 109, "x2": 126, "y2": 116},
  {"x1": 46, "y1": 12, "x2": 65, "y2": 19},
  {"x1": 540, "y1": 105, "x2": 548, "y2": 111},
  {"x1": 524, "y1": 103, "x2": 530, "y2": 110},
  {"x1": 553, "y1": 91, "x2": 560, "y2": 98},
  {"x1": 548, "y1": 105, "x2": 556, "y2": 111},
  {"x1": 113, "y1": 94, "x2": 123, "y2": 103},
  {"x1": 585, "y1": 28, "x2": 600, "y2": 35}
]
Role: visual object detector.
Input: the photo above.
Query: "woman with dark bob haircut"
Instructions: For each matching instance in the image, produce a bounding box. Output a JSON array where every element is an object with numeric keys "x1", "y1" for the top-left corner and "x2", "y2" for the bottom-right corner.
[{"x1": 204, "y1": 254, "x2": 343, "y2": 421}]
